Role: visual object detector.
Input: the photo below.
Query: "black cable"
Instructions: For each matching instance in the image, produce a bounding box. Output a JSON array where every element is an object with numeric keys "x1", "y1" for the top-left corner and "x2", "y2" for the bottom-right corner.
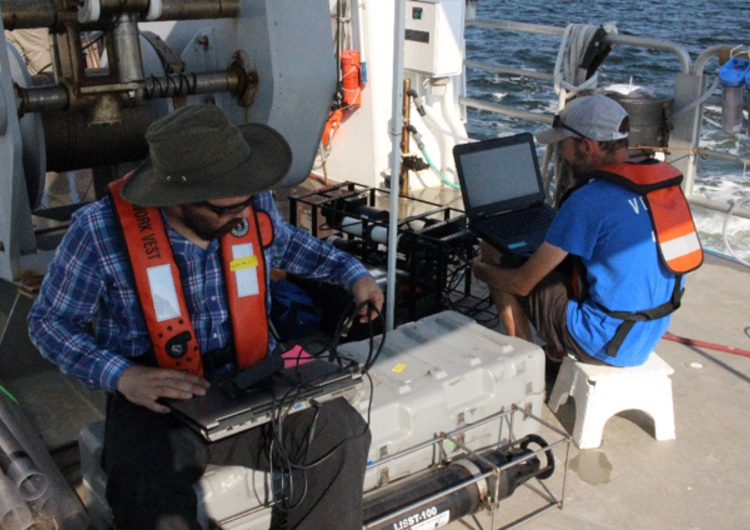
[
  {"x1": 266, "y1": 361, "x2": 332, "y2": 515},
  {"x1": 277, "y1": 302, "x2": 380, "y2": 474},
  {"x1": 327, "y1": 299, "x2": 385, "y2": 372},
  {"x1": 329, "y1": 299, "x2": 359, "y2": 358},
  {"x1": 258, "y1": 297, "x2": 384, "y2": 520},
  {"x1": 271, "y1": 376, "x2": 311, "y2": 514},
  {"x1": 286, "y1": 369, "x2": 374, "y2": 472}
]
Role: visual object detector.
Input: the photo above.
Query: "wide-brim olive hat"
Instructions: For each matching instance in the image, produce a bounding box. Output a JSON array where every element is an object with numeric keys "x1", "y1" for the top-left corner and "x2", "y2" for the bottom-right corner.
[{"x1": 121, "y1": 104, "x2": 292, "y2": 207}]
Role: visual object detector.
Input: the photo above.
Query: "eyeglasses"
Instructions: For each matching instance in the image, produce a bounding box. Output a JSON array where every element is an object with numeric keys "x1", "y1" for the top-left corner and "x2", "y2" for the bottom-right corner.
[
  {"x1": 552, "y1": 114, "x2": 589, "y2": 140},
  {"x1": 198, "y1": 196, "x2": 254, "y2": 216}
]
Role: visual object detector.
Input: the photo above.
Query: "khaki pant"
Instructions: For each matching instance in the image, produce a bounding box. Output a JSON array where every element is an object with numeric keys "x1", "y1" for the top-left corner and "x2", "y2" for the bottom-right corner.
[{"x1": 5, "y1": 28, "x2": 51, "y2": 75}]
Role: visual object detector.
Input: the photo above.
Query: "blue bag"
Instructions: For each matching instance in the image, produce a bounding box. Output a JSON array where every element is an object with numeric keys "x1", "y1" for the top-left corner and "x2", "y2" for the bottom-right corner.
[{"x1": 270, "y1": 279, "x2": 322, "y2": 341}]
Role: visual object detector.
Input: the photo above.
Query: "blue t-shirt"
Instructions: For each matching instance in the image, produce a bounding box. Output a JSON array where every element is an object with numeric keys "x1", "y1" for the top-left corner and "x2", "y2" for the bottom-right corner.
[{"x1": 545, "y1": 179, "x2": 678, "y2": 366}]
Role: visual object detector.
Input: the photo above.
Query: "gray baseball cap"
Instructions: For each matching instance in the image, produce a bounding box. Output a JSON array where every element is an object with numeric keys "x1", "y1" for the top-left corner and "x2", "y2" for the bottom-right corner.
[{"x1": 536, "y1": 95, "x2": 629, "y2": 144}]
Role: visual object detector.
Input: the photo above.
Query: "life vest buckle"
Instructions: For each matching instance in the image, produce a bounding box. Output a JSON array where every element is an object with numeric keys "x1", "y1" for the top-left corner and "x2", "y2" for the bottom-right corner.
[{"x1": 166, "y1": 331, "x2": 193, "y2": 359}]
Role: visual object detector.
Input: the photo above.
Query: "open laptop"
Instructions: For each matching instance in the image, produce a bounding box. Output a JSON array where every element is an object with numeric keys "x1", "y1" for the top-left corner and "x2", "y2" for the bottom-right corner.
[
  {"x1": 452, "y1": 133, "x2": 555, "y2": 259},
  {"x1": 167, "y1": 357, "x2": 363, "y2": 442}
]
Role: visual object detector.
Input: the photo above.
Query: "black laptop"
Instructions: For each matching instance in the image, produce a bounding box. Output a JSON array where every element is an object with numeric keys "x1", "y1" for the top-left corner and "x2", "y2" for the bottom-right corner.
[
  {"x1": 453, "y1": 133, "x2": 555, "y2": 259},
  {"x1": 166, "y1": 358, "x2": 362, "y2": 442}
]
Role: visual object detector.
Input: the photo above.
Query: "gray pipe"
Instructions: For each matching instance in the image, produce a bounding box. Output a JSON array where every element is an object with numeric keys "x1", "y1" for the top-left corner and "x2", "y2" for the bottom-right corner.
[
  {"x1": 29, "y1": 477, "x2": 90, "y2": 530},
  {"x1": 18, "y1": 69, "x2": 239, "y2": 115},
  {"x1": 0, "y1": 0, "x2": 240, "y2": 29},
  {"x1": 0, "y1": 420, "x2": 47, "y2": 501},
  {"x1": 0, "y1": 468, "x2": 35, "y2": 530},
  {"x1": 0, "y1": 0, "x2": 57, "y2": 30},
  {"x1": 110, "y1": 12, "x2": 145, "y2": 84},
  {"x1": 468, "y1": 18, "x2": 692, "y2": 73},
  {"x1": 0, "y1": 393, "x2": 89, "y2": 530}
]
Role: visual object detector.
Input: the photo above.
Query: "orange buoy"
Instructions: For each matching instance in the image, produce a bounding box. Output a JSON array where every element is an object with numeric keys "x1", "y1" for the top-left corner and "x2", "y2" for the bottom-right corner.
[{"x1": 341, "y1": 50, "x2": 362, "y2": 108}]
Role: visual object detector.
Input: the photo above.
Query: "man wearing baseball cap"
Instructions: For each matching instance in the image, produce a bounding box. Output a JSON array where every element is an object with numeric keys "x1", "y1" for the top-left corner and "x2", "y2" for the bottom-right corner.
[
  {"x1": 473, "y1": 95, "x2": 694, "y2": 371},
  {"x1": 29, "y1": 104, "x2": 383, "y2": 530}
]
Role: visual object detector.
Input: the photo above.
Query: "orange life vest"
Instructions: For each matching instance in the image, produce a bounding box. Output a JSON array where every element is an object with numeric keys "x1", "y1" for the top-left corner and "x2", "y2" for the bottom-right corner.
[
  {"x1": 573, "y1": 160, "x2": 703, "y2": 357},
  {"x1": 593, "y1": 161, "x2": 703, "y2": 274},
  {"x1": 109, "y1": 177, "x2": 274, "y2": 376}
]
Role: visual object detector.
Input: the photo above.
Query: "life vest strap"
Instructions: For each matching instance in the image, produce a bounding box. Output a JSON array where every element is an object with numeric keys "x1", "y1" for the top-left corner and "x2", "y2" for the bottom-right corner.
[
  {"x1": 599, "y1": 276, "x2": 683, "y2": 357},
  {"x1": 109, "y1": 177, "x2": 204, "y2": 376}
]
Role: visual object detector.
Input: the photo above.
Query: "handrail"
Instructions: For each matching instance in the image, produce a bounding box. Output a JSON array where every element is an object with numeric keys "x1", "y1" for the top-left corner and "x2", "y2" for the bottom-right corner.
[
  {"x1": 466, "y1": 18, "x2": 565, "y2": 37},
  {"x1": 694, "y1": 44, "x2": 729, "y2": 76},
  {"x1": 464, "y1": 60, "x2": 554, "y2": 82},
  {"x1": 605, "y1": 34, "x2": 691, "y2": 73},
  {"x1": 459, "y1": 97, "x2": 553, "y2": 126},
  {"x1": 687, "y1": 195, "x2": 750, "y2": 221},
  {"x1": 466, "y1": 19, "x2": 692, "y2": 73}
]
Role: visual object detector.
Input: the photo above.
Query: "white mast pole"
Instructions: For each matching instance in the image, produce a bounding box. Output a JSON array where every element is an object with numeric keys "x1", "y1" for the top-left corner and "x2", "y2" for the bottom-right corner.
[{"x1": 386, "y1": 0, "x2": 407, "y2": 331}]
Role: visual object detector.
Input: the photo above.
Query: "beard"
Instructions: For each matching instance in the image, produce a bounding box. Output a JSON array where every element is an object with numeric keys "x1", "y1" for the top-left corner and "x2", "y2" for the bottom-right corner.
[{"x1": 179, "y1": 205, "x2": 244, "y2": 241}]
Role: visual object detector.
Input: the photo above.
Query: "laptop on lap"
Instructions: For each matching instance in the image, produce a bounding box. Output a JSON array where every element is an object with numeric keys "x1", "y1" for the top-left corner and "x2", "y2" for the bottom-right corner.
[
  {"x1": 452, "y1": 133, "x2": 555, "y2": 259},
  {"x1": 166, "y1": 356, "x2": 362, "y2": 442}
]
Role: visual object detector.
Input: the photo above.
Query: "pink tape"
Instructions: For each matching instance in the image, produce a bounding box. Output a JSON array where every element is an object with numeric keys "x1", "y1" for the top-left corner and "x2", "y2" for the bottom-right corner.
[{"x1": 281, "y1": 345, "x2": 314, "y2": 368}]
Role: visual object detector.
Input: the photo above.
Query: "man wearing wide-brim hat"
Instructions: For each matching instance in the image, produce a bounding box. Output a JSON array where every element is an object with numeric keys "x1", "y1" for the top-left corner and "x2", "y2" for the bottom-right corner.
[{"x1": 29, "y1": 104, "x2": 384, "y2": 530}]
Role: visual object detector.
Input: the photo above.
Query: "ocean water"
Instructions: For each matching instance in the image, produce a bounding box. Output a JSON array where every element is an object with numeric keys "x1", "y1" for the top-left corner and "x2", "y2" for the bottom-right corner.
[{"x1": 463, "y1": 0, "x2": 750, "y2": 261}]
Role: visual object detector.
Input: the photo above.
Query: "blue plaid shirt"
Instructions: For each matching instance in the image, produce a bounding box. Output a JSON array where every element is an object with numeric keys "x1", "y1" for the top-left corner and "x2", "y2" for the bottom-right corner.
[{"x1": 28, "y1": 192, "x2": 370, "y2": 393}]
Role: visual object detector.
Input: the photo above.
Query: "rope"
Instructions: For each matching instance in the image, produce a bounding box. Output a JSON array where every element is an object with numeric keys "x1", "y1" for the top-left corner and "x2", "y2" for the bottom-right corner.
[
  {"x1": 341, "y1": 63, "x2": 361, "y2": 108},
  {"x1": 553, "y1": 23, "x2": 617, "y2": 100},
  {"x1": 663, "y1": 332, "x2": 750, "y2": 358},
  {"x1": 544, "y1": 23, "x2": 617, "y2": 203}
]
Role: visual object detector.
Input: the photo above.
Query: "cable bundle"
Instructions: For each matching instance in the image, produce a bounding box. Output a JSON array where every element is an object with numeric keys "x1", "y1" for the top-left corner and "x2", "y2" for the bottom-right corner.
[{"x1": 253, "y1": 301, "x2": 386, "y2": 523}]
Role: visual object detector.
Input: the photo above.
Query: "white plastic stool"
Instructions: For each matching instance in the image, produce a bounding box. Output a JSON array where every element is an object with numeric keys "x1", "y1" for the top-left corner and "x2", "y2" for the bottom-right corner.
[{"x1": 547, "y1": 353, "x2": 675, "y2": 449}]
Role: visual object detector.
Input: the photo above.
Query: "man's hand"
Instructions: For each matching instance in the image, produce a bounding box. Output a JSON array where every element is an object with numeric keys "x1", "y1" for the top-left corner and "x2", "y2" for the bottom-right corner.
[
  {"x1": 116, "y1": 365, "x2": 211, "y2": 414},
  {"x1": 473, "y1": 241, "x2": 569, "y2": 297},
  {"x1": 478, "y1": 240, "x2": 503, "y2": 265},
  {"x1": 472, "y1": 258, "x2": 494, "y2": 286},
  {"x1": 352, "y1": 276, "x2": 385, "y2": 323}
]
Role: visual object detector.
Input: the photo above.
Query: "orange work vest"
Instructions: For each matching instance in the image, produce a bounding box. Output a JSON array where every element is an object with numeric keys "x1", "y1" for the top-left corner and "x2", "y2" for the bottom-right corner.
[
  {"x1": 593, "y1": 161, "x2": 703, "y2": 274},
  {"x1": 574, "y1": 161, "x2": 703, "y2": 357},
  {"x1": 109, "y1": 177, "x2": 274, "y2": 376}
]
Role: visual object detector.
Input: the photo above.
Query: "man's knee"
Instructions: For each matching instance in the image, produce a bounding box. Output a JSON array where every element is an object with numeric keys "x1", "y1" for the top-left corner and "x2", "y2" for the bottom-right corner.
[
  {"x1": 314, "y1": 398, "x2": 370, "y2": 453},
  {"x1": 326, "y1": 398, "x2": 367, "y2": 430}
]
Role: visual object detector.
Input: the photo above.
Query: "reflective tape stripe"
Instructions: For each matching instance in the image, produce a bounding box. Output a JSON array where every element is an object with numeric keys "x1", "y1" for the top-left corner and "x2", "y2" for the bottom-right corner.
[
  {"x1": 147, "y1": 264, "x2": 181, "y2": 322},
  {"x1": 230, "y1": 255, "x2": 259, "y2": 271},
  {"x1": 661, "y1": 232, "x2": 701, "y2": 263},
  {"x1": 232, "y1": 243, "x2": 259, "y2": 298}
]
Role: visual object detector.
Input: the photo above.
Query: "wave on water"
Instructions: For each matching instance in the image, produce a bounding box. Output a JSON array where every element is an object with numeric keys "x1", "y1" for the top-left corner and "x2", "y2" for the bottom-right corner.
[{"x1": 464, "y1": 0, "x2": 750, "y2": 260}]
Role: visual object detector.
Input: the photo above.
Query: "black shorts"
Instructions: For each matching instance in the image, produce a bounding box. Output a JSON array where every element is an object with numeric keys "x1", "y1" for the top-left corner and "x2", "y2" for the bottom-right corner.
[{"x1": 519, "y1": 270, "x2": 608, "y2": 365}]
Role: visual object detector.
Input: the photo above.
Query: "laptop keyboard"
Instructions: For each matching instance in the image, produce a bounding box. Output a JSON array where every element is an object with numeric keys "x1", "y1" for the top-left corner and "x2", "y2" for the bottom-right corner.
[{"x1": 484, "y1": 207, "x2": 555, "y2": 238}]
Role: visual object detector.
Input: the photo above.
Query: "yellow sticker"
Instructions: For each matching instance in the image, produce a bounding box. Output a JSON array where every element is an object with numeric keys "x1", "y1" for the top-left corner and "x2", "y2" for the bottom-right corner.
[
  {"x1": 392, "y1": 363, "x2": 407, "y2": 373},
  {"x1": 230, "y1": 255, "x2": 258, "y2": 271}
]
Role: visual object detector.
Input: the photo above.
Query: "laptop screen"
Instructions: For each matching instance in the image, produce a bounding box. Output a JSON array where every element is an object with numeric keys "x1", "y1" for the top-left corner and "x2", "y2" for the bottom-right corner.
[{"x1": 453, "y1": 133, "x2": 545, "y2": 217}]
